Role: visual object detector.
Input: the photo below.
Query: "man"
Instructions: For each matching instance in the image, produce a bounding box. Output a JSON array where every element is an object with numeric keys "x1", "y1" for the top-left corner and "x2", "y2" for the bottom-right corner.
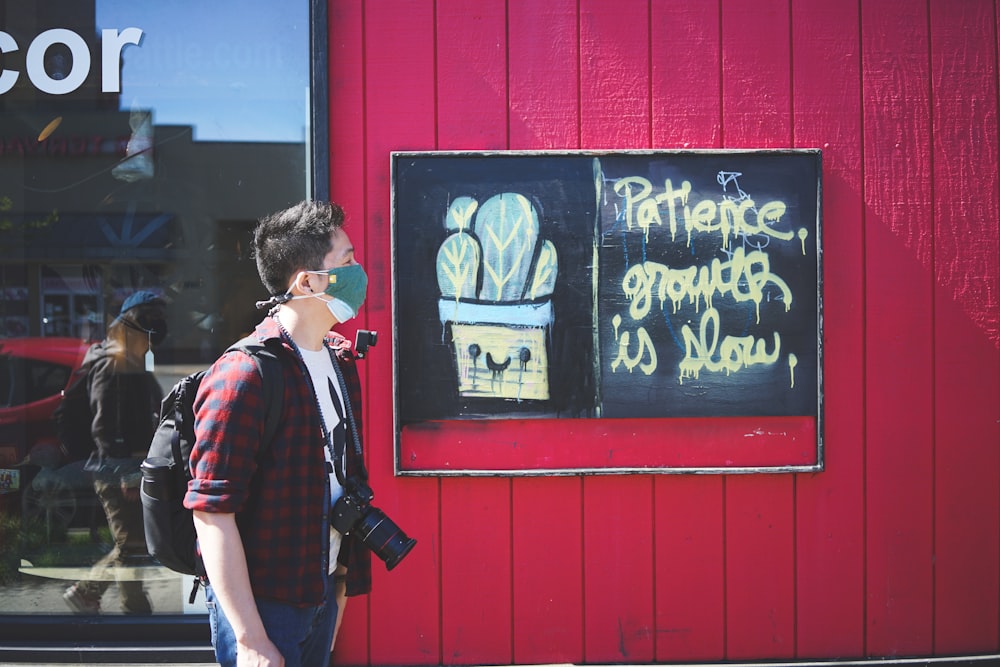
[
  {"x1": 63, "y1": 290, "x2": 168, "y2": 615},
  {"x1": 186, "y1": 200, "x2": 371, "y2": 667}
]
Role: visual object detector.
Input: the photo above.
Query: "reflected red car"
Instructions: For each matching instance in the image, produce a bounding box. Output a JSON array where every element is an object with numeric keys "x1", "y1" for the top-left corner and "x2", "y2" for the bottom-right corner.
[{"x1": 0, "y1": 337, "x2": 91, "y2": 520}]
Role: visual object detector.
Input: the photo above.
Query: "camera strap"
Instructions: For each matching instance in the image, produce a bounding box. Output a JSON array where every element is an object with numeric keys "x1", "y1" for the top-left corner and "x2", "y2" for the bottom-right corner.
[
  {"x1": 333, "y1": 356, "x2": 370, "y2": 483},
  {"x1": 327, "y1": 378, "x2": 348, "y2": 486},
  {"x1": 327, "y1": 356, "x2": 368, "y2": 485}
]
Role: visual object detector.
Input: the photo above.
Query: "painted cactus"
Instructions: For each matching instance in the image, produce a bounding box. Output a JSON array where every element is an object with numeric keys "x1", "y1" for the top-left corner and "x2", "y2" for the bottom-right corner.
[
  {"x1": 436, "y1": 192, "x2": 558, "y2": 401},
  {"x1": 437, "y1": 197, "x2": 480, "y2": 300},
  {"x1": 436, "y1": 193, "x2": 556, "y2": 303}
]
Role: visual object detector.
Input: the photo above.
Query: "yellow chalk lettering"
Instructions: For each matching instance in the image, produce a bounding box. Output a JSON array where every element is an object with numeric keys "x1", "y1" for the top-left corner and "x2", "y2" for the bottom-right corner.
[
  {"x1": 661, "y1": 264, "x2": 700, "y2": 313},
  {"x1": 614, "y1": 176, "x2": 653, "y2": 233},
  {"x1": 728, "y1": 248, "x2": 793, "y2": 323},
  {"x1": 610, "y1": 175, "x2": 802, "y2": 254},
  {"x1": 687, "y1": 199, "x2": 718, "y2": 247},
  {"x1": 635, "y1": 197, "x2": 663, "y2": 243},
  {"x1": 621, "y1": 248, "x2": 792, "y2": 325},
  {"x1": 679, "y1": 307, "x2": 722, "y2": 382},
  {"x1": 622, "y1": 263, "x2": 651, "y2": 320},
  {"x1": 678, "y1": 308, "x2": 782, "y2": 383},
  {"x1": 657, "y1": 179, "x2": 691, "y2": 242},
  {"x1": 610, "y1": 326, "x2": 657, "y2": 375},
  {"x1": 755, "y1": 201, "x2": 793, "y2": 241}
]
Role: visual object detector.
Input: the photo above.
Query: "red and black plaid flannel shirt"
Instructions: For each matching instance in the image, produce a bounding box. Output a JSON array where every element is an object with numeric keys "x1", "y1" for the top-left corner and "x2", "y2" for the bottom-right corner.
[{"x1": 185, "y1": 316, "x2": 372, "y2": 606}]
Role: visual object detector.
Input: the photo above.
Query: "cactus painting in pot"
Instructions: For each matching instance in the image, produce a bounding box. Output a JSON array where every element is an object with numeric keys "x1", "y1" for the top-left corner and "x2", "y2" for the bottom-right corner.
[{"x1": 437, "y1": 193, "x2": 558, "y2": 401}]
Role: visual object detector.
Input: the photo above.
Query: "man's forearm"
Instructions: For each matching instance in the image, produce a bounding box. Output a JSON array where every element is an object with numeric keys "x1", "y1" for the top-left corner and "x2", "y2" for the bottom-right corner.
[{"x1": 192, "y1": 510, "x2": 268, "y2": 647}]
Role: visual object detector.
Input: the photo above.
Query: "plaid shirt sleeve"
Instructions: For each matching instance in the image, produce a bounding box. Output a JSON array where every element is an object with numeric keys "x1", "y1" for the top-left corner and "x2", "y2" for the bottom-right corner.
[{"x1": 186, "y1": 349, "x2": 267, "y2": 514}]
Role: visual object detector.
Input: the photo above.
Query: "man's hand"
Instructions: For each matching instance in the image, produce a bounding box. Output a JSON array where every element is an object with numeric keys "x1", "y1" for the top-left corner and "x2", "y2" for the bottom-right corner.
[
  {"x1": 237, "y1": 636, "x2": 285, "y2": 666},
  {"x1": 330, "y1": 565, "x2": 348, "y2": 652}
]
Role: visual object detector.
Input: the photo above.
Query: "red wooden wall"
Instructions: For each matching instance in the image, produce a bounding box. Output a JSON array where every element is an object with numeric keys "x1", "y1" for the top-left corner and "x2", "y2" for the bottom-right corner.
[{"x1": 328, "y1": 1, "x2": 1000, "y2": 663}]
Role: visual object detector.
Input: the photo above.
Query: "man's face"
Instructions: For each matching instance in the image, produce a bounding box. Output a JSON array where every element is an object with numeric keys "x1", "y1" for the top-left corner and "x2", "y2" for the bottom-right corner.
[
  {"x1": 321, "y1": 227, "x2": 356, "y2": 271},
  {"x1": 300, "y1": 228, "x2": 360, "y2": 325}
]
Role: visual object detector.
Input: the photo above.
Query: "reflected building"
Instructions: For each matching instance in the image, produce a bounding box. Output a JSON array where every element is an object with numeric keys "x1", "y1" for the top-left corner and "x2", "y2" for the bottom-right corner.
[{"x1": 1, "y1": 0, "x2": 307, "y2": 364}]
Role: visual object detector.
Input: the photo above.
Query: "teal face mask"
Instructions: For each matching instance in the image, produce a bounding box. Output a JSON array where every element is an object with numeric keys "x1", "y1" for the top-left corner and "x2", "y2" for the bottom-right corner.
[{"x1": 309, "y1": 263, "x2": 368, "y2": 321}]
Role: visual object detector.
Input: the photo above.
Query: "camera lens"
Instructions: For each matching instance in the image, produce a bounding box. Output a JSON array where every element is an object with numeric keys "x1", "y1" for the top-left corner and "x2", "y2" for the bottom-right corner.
[{"x1": 357, "y1": 507, "x2": 417, "y2": 571}]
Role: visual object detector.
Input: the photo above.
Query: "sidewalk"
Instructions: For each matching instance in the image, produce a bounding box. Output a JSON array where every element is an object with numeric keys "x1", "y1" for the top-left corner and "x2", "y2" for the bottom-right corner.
[{"x1": 2, "y1": 659, "x2": 1000, "y2": 667}]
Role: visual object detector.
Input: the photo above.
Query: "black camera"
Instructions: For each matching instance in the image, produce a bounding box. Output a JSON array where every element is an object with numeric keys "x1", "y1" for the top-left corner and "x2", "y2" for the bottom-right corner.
[
  {"x1": 354, "y1": 329, "x2": 377, "y2": 359},
  {"x1": 331, "y1": 478, "x2": 416, "y2": 571}
]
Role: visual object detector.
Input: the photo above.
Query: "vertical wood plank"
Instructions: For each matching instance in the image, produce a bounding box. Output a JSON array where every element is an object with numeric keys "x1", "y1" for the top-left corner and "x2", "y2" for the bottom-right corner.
[
  {"x1": 929, "y1": 0, "x2": 1000, "y2": 653},
  {"x1": 582, "y1": 476, "x2": 655, "y2": 663},
  {"x1": 437, "y1": 0, "x2": 507, "y2": 151},
  {"x1": 861, "y1": 0, "x2": 935, "y2": 655},
  {"x1": 363, "y1": 2, "x2": 441, "y2": 664},
  {"x1": 508, "y1": 1, "x2": 584, "y2": 664},
  {"x1": 435, "y1": 2, "x2": 514, "y2": 663},
  {"x1": 720, "y1": 0, "x2": 792, "y2": 149},
  {"x1": 509, "y1": 0, "x2": 579, "y2": 148},
  {"x1": 579, "y1": 0, "x2": 651, "y2": 149},
  {"x1": 512, "y1": 477, "x2": 585, "y2": 663},
  {"x1": 440, "y1": 479, "x2": 514, "y2": 663},
  {"x1": 651, "y1": 0, "x2": 722, "y2": 149},
  {"x1": 726, "y1": 477, "x2": 796, "y2": 657},
  {"x1": 791, "y1": 0, "x2": 866, "y2": 657},
  {"x1": 578, "y1": 1, "x2": 654, "y2": 662},
  {"x1": 721, "y1": 0, "x2": 796, "y2": 658},
  {"x1": 650, "y1": 1, "x2": 726, "y2": 662},
  {"x1": 654, "y1": 475, "x2": 725, "y2": 660},
  {"x1": 328, "y1": 2, "x2": 370, "y2": 663}
]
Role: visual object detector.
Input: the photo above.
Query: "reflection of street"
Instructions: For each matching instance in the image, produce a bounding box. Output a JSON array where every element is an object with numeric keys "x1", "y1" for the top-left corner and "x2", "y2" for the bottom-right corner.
[
  {"x1": 20, "y1": 460, "x2": 102, "y2": 541},
  {"x1": 0, "y1": 565, "x2": 202, "y2": 615},
  {"x1": 1, "y1": 0, "x2": 314, "y2": 648}
]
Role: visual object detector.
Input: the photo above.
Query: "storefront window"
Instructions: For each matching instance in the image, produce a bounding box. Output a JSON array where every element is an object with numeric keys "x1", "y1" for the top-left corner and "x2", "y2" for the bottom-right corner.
[{"x1": 0, "y1": 0, "x2": 319, "y2": 627}]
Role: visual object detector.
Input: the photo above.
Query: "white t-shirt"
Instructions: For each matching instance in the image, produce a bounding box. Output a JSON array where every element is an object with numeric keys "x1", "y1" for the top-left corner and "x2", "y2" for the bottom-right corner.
[{"x1": 299, "y1": 345, "x2": 346, "y2": 573}]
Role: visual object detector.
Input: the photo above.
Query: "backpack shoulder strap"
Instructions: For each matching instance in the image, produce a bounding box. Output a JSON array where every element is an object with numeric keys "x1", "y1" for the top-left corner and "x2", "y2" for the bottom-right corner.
[{"x1": 227, "y1": 336, "x2": 284, "y2": 451}]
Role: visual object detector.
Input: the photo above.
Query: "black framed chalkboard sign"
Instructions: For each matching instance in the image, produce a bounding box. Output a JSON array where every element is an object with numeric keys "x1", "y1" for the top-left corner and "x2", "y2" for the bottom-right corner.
[{"x1": 391, "y1": 150, "x2": 823, "y2": 475}]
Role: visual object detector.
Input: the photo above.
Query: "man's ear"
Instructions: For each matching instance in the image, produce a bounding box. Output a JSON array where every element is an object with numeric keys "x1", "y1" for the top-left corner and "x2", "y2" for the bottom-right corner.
[{"x1": 288, "y1": 270, "x2": 313, "y2": 295}]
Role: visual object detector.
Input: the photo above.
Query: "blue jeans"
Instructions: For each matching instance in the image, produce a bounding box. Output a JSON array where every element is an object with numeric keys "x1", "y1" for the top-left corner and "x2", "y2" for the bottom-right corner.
[{"x1": 205, "y1": 573, "x2": 338, "y2": 667}]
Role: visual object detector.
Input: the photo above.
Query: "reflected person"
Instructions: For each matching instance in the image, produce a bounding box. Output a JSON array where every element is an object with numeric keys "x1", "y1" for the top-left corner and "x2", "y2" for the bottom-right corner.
[{"x1": 62, "y1": 291, "x2": 167, "y2": 615}]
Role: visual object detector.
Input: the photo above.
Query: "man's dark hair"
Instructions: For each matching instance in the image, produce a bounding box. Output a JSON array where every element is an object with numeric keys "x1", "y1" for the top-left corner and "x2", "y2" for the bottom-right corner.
[{"x1": 253, "y1": 200, "x2": 345, "y2": 295}]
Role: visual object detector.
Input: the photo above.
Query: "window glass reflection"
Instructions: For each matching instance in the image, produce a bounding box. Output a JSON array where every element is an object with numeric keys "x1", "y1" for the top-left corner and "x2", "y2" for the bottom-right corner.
[{"x1": 0, "y1": 0, "x2": 312, "y2": 617}]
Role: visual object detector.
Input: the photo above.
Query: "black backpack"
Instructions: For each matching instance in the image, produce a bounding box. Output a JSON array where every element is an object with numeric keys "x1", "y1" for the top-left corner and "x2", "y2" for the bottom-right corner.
[
  {"x1": 139, "y1": 336, "x2": 283, "y2": 585},
  {"x1": 53, "y1": 347, "x2": 98, "y2": 462}
]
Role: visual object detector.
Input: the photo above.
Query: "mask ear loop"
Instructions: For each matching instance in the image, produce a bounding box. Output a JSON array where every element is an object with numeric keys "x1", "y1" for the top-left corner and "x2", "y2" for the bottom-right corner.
[
  {"x1": 287, "y1": 271, "x2": 335, "y2": 304},
  {"x1": 289, "y1": 271, "x2": 316, "y2": 297},
  {"x1": 257, "y1": 272, "x2": 321, "y2": 311}
]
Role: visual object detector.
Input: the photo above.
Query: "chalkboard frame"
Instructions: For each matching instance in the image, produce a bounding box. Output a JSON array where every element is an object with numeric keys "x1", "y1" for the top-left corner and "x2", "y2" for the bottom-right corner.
[{"x1": 391, "y1": 150, "x2": 823, "y2": 476}]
